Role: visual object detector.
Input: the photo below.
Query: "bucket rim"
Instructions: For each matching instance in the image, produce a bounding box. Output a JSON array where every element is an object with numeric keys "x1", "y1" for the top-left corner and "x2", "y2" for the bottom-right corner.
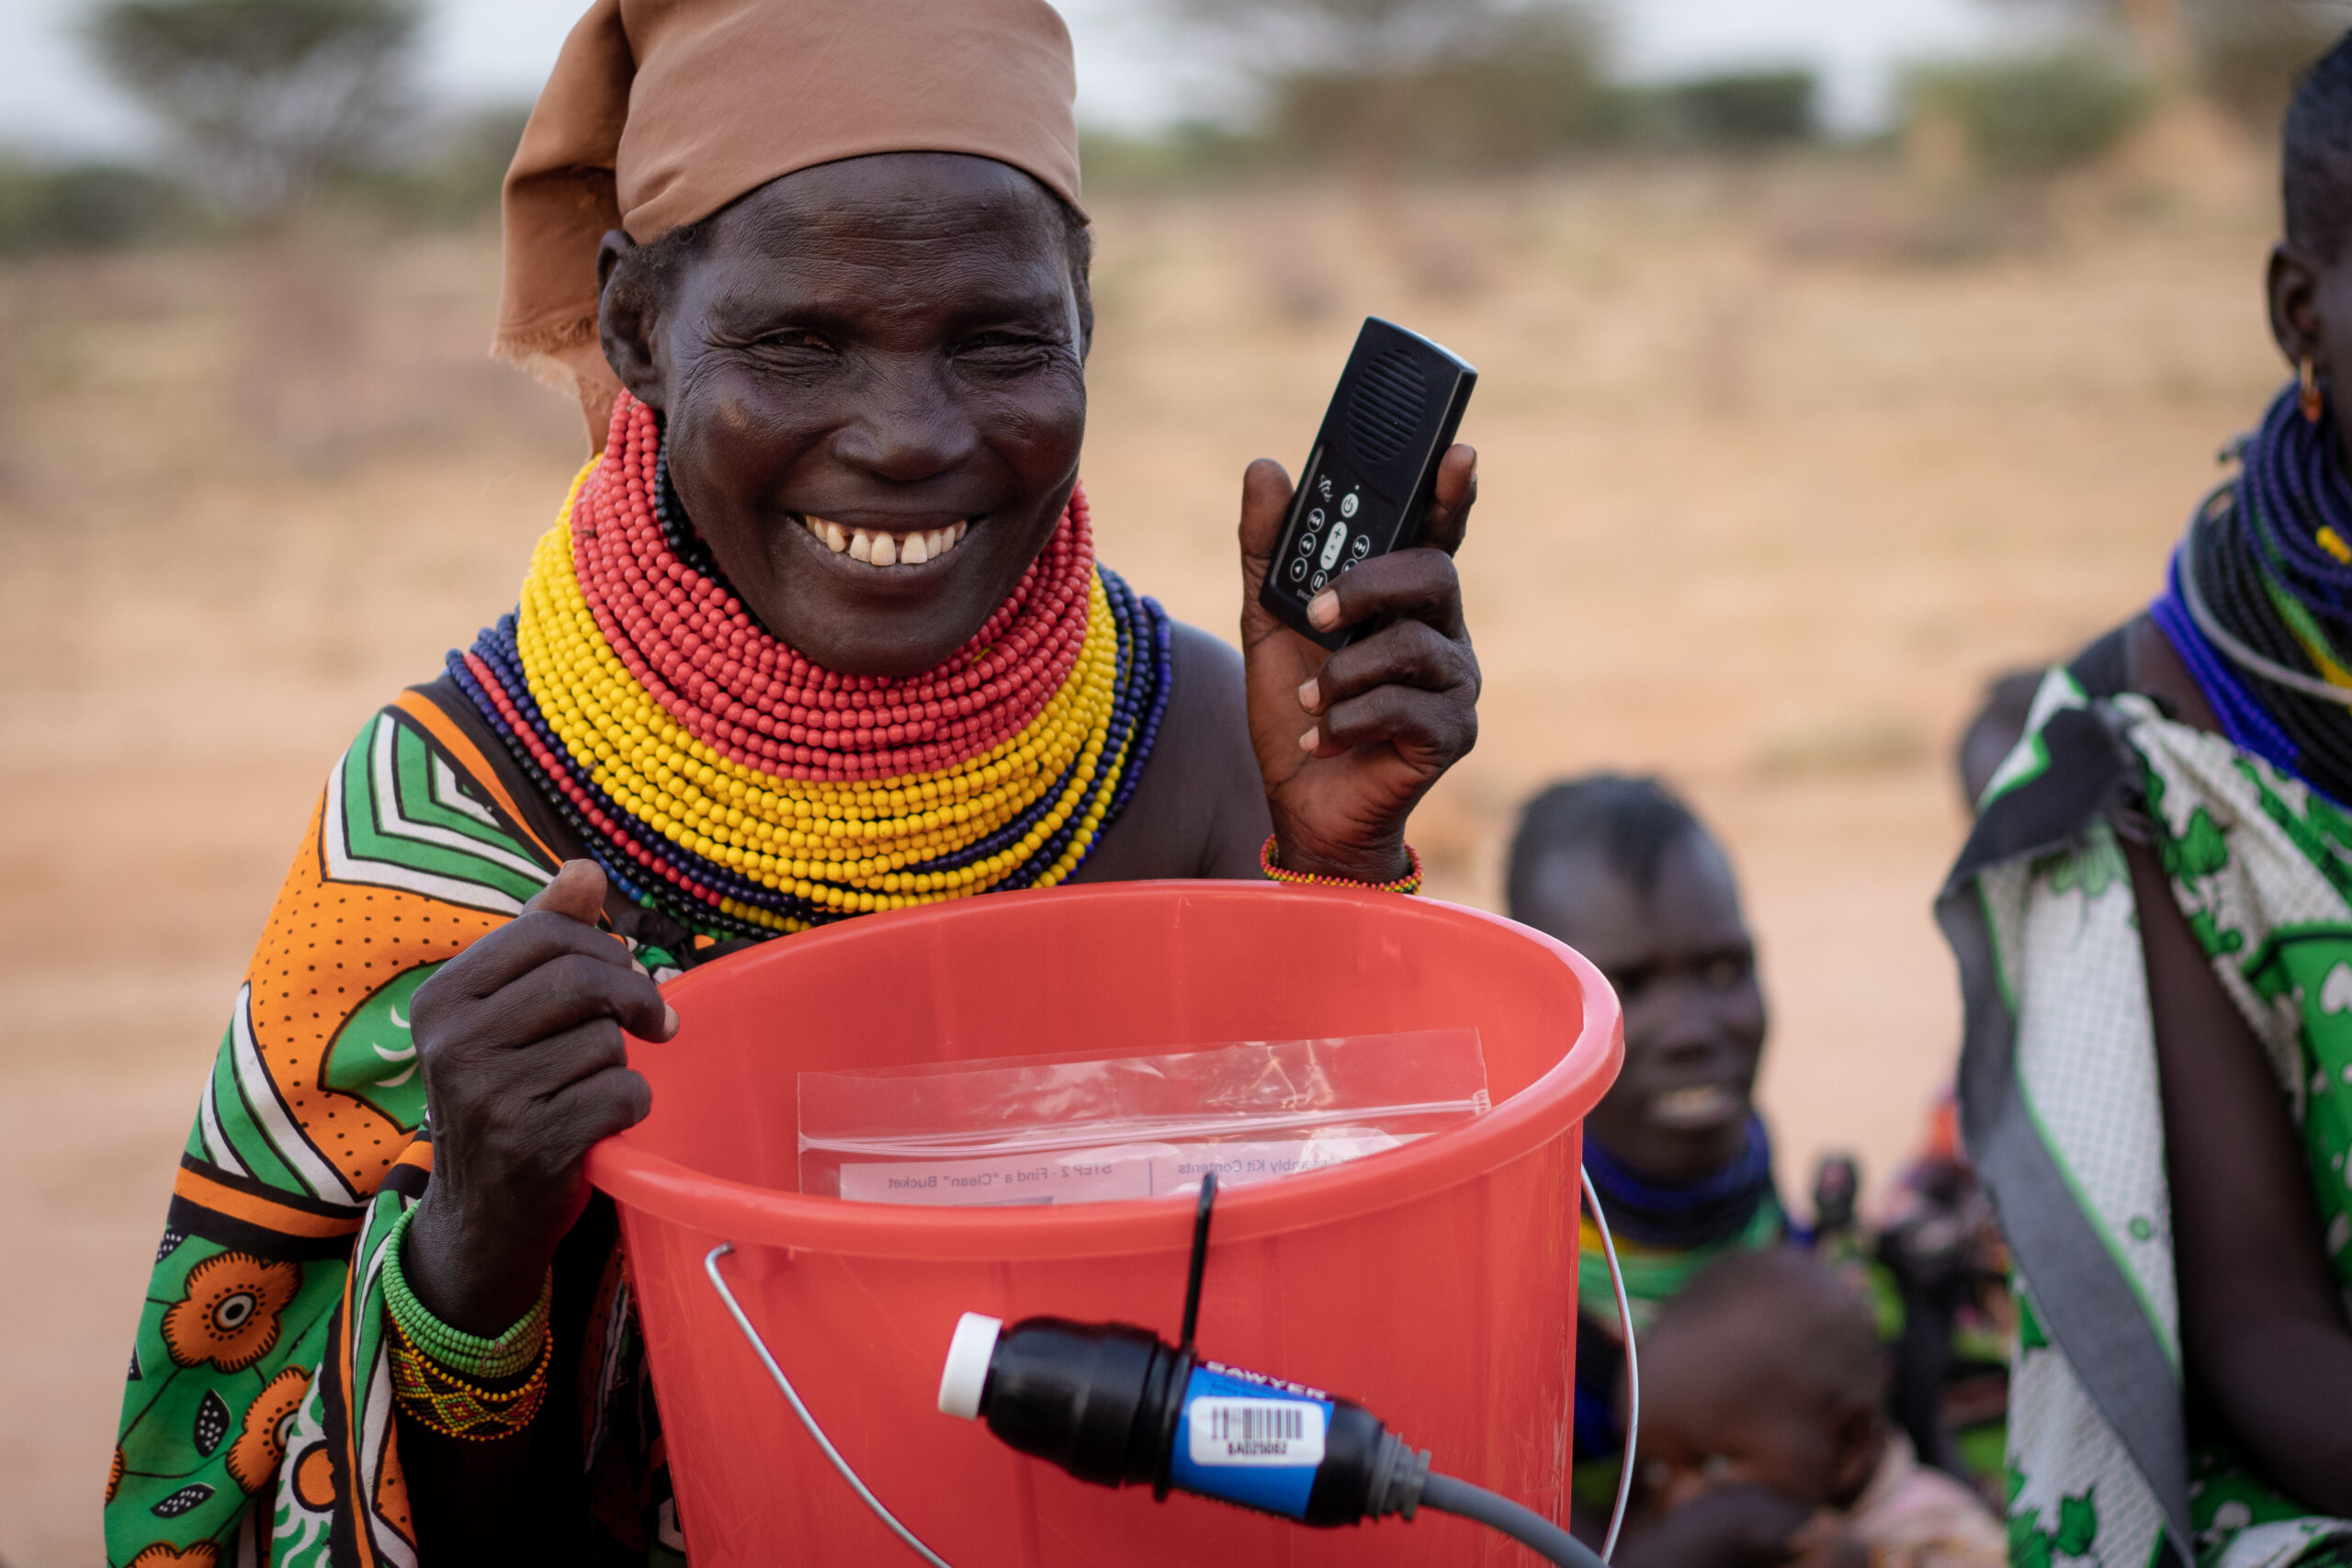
[{"x1": 585, "y1": 881, "x2": 1623, "y2": 1262}]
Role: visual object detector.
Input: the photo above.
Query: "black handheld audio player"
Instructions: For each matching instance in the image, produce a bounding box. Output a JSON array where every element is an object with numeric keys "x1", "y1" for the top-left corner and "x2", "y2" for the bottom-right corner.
[{"x1": 1258, "y1": 317, "x2": 1477, "y2": 650}]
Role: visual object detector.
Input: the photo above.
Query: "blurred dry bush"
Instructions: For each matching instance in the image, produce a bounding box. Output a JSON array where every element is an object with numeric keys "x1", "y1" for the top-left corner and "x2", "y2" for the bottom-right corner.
[
  {"x1": 2186, "y1": 0, "x2": 2346, "y2": 135},
  {"x1": 1154, "y1": 0, "x2": 1625, "y2": 177},
  {"x1": 1862, "y1": 0, "x2": 2332, "y2": 265},
  {"x1": 1261, "y1": 9, "x2": 1614, "y2": 172},
  {"x1": 1903, "y1": 51, "x2": 2153, "y2": 181},
  {"x1": 354, "y1": 103, "x2": 533, "y2": 230},
  {"x1": 1987, "y1": 0, "x2": 2347, "y2": 135},
  {"x1": 0, "y1": 156, "x2": 195, "y2": 256},
  {"x1": 86, "y1": 0, "x2": 424, "y2": 222},
  {"x1": 1148, "y1": 0, "x2": 1823, "y2": 179},
  {"x1": 52, "y1": 0, "x2": 536, "y2": 472},
  {"x1": 1634, "y1": 71, "x2": 1819, "y2": 151}
]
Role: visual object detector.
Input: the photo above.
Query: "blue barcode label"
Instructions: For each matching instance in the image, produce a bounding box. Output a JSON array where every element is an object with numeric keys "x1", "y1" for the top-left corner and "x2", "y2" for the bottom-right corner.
[{"x1": 1169, "y1": 1366, "x2": 1334, "y2": 1518}]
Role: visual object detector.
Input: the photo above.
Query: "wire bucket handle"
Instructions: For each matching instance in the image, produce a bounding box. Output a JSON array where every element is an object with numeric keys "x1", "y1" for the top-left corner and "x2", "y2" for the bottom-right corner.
[{"x1": 704, "y1": 1243, "x2": 957, "y2": 1566}]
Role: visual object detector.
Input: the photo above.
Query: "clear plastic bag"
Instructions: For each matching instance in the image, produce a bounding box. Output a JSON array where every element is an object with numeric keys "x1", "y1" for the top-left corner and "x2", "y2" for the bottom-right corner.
[{"x1": 797, "y1": 1028, "x2": 1487, "y2": 1206}]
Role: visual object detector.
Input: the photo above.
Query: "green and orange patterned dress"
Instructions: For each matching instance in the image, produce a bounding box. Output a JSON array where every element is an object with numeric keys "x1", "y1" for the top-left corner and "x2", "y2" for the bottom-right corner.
[
  {"x1": 107, "y1": 400, "x2": 1176, "y2": 1565},
  {"x1": 106, "y1": 689, "x2": 697, "y2": 1567}
]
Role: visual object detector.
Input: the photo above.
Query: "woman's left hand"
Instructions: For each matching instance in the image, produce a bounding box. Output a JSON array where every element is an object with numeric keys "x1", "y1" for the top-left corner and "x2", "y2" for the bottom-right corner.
[{"x1": 1238, "y1": 444, "x2": 1481, "y2": 882}]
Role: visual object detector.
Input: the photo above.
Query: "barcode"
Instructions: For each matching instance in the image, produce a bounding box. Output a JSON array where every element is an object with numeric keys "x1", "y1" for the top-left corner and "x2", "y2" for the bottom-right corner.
[
  {"x1": 1211, "y1": 1405, "x2": 1305, "y2": 1444},
  {"x1": 1186, "y1": 1395, "x2": 1328, "y2": 1468}
]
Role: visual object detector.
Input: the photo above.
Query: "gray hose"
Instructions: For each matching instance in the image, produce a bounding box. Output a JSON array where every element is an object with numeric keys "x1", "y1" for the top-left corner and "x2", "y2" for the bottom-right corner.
[{"x1": 1419, "y1": 1472, "x2": 1610, "y2": 1568}]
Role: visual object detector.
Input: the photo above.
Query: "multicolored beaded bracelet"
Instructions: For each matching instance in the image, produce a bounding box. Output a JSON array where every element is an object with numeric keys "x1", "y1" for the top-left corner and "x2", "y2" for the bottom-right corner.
[
  {"x1": 1259, "y1": 834, "x2": 1423, "y2": 896},
  {"x1": 388, "y1": 1312, "x2": 553, "y2": 1443},
  {"x1": 379, "y1": 1206, "x2": 554, "y2": 1441},
  {"x1": 381, "y1": 1205, "x2": 551, "y2": 1382}
]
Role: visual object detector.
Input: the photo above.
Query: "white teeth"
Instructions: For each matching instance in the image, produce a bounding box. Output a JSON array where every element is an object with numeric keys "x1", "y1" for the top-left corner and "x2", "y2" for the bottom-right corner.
[
  {"x1": 823, "y1": 518, "x2": 976, "y2": 566},
  {"x1": 1650, "y1": 1085, "x2": 1740, "y2": 1130}
]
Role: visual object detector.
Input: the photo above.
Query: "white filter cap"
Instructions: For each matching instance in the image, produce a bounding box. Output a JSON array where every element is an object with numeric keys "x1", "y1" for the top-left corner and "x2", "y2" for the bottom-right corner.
[{"x1": 938, "y1": 1312, "x2": 1003, "y2": 1420}]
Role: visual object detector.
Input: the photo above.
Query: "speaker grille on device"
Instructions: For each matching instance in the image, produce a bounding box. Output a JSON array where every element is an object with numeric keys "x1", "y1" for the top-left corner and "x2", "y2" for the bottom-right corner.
[{"x1": 1346, "y1": 347, "x2": 1424, "y2": 465}]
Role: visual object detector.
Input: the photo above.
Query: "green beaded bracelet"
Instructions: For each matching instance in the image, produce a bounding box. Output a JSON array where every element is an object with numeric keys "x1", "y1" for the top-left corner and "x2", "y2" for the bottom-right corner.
[{"x1": 381, "y1": 1205, "x2": 552, "y2": 1383}]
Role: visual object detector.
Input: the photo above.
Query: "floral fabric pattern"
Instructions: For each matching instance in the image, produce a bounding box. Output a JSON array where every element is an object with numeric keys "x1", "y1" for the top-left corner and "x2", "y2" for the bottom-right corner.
[
  {"x1": 1943, "y1": 667, "x2": 2352, "y2": 1568},
  {"x1": 107, "y1": 691, "x2": 687, "y2": 1566},
  {"x1": 162, "y1": 1256, "x2": 302, "y2": 1372}
]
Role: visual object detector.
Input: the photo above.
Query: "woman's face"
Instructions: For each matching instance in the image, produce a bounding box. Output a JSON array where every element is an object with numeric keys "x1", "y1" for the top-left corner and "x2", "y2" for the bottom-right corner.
[
  {"x1": 1514, "y1": 831, "x2": 1768, "y2": 1186},
  {"x1": 598, "y1": 152, "x2": 1089, "y2": 678}
]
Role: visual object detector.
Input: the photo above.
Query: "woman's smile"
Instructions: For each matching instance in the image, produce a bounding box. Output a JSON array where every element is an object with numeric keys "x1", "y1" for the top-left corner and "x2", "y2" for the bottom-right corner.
[
  {"x1": 1648, "y1": 1082, "x2": 1745, "y2": 1133},
  {"x1": 796, "y1": 513, "x2": 974, "y2": 569}
]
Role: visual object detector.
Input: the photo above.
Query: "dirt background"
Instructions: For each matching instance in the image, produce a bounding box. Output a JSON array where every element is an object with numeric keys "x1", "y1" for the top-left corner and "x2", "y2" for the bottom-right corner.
[{"x1": 0, "y1": 119, "x2": 2289, "y2": 1562}]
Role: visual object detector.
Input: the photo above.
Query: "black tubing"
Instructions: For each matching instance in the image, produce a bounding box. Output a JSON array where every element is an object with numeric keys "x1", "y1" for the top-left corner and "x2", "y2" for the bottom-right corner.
[{"x1": 1419, "y1": 1472, "x2": 1610, "y2": 1568}]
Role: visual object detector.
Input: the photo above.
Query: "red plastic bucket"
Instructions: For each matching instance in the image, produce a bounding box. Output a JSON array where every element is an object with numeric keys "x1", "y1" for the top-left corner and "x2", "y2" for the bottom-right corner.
[{"x1": 587, "y1": 880, "x2": 1621, "y2": 1566}]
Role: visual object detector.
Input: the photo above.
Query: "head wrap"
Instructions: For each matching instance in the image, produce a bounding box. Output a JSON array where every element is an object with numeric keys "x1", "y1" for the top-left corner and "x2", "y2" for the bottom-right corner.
[{"x1": 493, "y1": 0, "x2": 1085, "y2": 446}]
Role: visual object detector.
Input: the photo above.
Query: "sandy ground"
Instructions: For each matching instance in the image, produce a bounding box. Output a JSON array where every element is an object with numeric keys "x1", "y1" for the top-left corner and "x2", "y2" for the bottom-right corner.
[{"x1": 0, "y1": 142, "x2": 2293, "y2": 1562}]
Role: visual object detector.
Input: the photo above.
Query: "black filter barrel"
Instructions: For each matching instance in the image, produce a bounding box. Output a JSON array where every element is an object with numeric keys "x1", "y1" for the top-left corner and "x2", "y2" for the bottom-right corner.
[
  {"x1": 1301, "y1": 1400, "x2": 1392, "y2": 1526},
  {"x1": 978, "y1": 1317, "x2": 1185, "y2": 1488}
]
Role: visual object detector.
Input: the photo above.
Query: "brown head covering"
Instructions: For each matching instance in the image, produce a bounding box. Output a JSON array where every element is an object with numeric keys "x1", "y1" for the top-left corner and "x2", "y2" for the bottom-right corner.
[{"x1": 494, "y1": 0, "x2": 1085, "y2": 446}]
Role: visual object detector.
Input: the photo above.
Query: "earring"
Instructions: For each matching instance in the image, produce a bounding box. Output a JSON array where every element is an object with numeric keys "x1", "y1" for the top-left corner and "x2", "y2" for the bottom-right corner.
[{"x1": 2302, "y1": 355, "x2": 2325, "y2": 424}]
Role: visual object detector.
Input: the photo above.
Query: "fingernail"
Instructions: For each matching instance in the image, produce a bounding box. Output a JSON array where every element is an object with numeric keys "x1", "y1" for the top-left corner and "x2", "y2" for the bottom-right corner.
[
  {"x1": 1298, "y1": 726, "x2": 1318, "y2": 752},
  {"x1": 662, "y1": 1004, "x2": 680, "y2": 1035},
  {"x1": 1297, "y1": 677, "x2": 1319, "y2": 712},
  {"x1": 1307, "y1": 591, "x2": 1339, "y2": 630}
]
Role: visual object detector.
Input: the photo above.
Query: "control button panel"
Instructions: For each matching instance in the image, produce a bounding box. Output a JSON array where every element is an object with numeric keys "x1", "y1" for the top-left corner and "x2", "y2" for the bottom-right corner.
[
  {"x1": 1283, "y1": 468, "x2": 1380, "y2": 604},
  {"x1": 1317, "y1": 524, "x2": 1348, "y2": 571},
  {"x1": 1277, "y1": 457, "x2": 1390, "y2": 610}
]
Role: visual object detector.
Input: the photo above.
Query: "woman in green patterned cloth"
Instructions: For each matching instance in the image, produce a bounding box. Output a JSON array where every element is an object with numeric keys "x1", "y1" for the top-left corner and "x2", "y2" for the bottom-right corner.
[{"x1": 1939, "y1": 37, "x2": 2352, "y2": 1568}]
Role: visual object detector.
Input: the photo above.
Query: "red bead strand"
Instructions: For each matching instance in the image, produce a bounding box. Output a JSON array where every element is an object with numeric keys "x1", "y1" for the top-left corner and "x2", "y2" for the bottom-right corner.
[{"x1": 568, "y1": 396, "x2": 1093, "y2": 784}]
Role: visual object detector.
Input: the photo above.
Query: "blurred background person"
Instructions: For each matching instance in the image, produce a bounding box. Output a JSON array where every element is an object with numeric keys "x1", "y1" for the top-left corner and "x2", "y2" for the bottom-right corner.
[
  {"x1": 1871, "y1": 666, "x2": 2045, "y2": 1504},
  {"x1": 1506, "y1": 773, "x2": 1781, "y2": 1527},
  {"x1": 1618, "y1": 1249, "x2": 2005, "y2": 1568}
]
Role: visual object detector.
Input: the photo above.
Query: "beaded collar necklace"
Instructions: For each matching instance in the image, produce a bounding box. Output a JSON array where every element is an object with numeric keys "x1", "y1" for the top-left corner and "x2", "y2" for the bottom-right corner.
[
  {"x1": 453, "y1": 394, "x2": 1172, "y2": 940},
  {"x1": 2153, "y1": 379, "x2": 2352, "y2": 806},
  {"x1": 1582, "y1": 1116, "x2": 1779, "y2": 1251}
]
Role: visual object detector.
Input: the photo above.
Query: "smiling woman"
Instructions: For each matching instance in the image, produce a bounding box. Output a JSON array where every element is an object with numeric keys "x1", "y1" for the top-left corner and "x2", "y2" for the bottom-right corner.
[
  {"x1": 101, "y1": 2, "x2": 1483, "y2": 1564},
  {"x1": 595, "y1": 154, "x2": 1096, "y2": 680}
]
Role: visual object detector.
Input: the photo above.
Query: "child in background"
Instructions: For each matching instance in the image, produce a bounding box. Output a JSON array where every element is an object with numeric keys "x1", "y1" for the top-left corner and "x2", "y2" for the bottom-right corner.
[
  {"x1": 1506, "y1": 775, "x2": 1785, "y2": 1529},
  {"x1": 1620, "y1": 1249, "x2": 2007, "y2": 1568}
]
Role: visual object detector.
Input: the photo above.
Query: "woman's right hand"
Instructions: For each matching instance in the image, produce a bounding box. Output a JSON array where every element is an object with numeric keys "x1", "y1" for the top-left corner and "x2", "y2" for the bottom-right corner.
[{"x1": 401, "y1": 859, "x2": 677, "y2": 1335}]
